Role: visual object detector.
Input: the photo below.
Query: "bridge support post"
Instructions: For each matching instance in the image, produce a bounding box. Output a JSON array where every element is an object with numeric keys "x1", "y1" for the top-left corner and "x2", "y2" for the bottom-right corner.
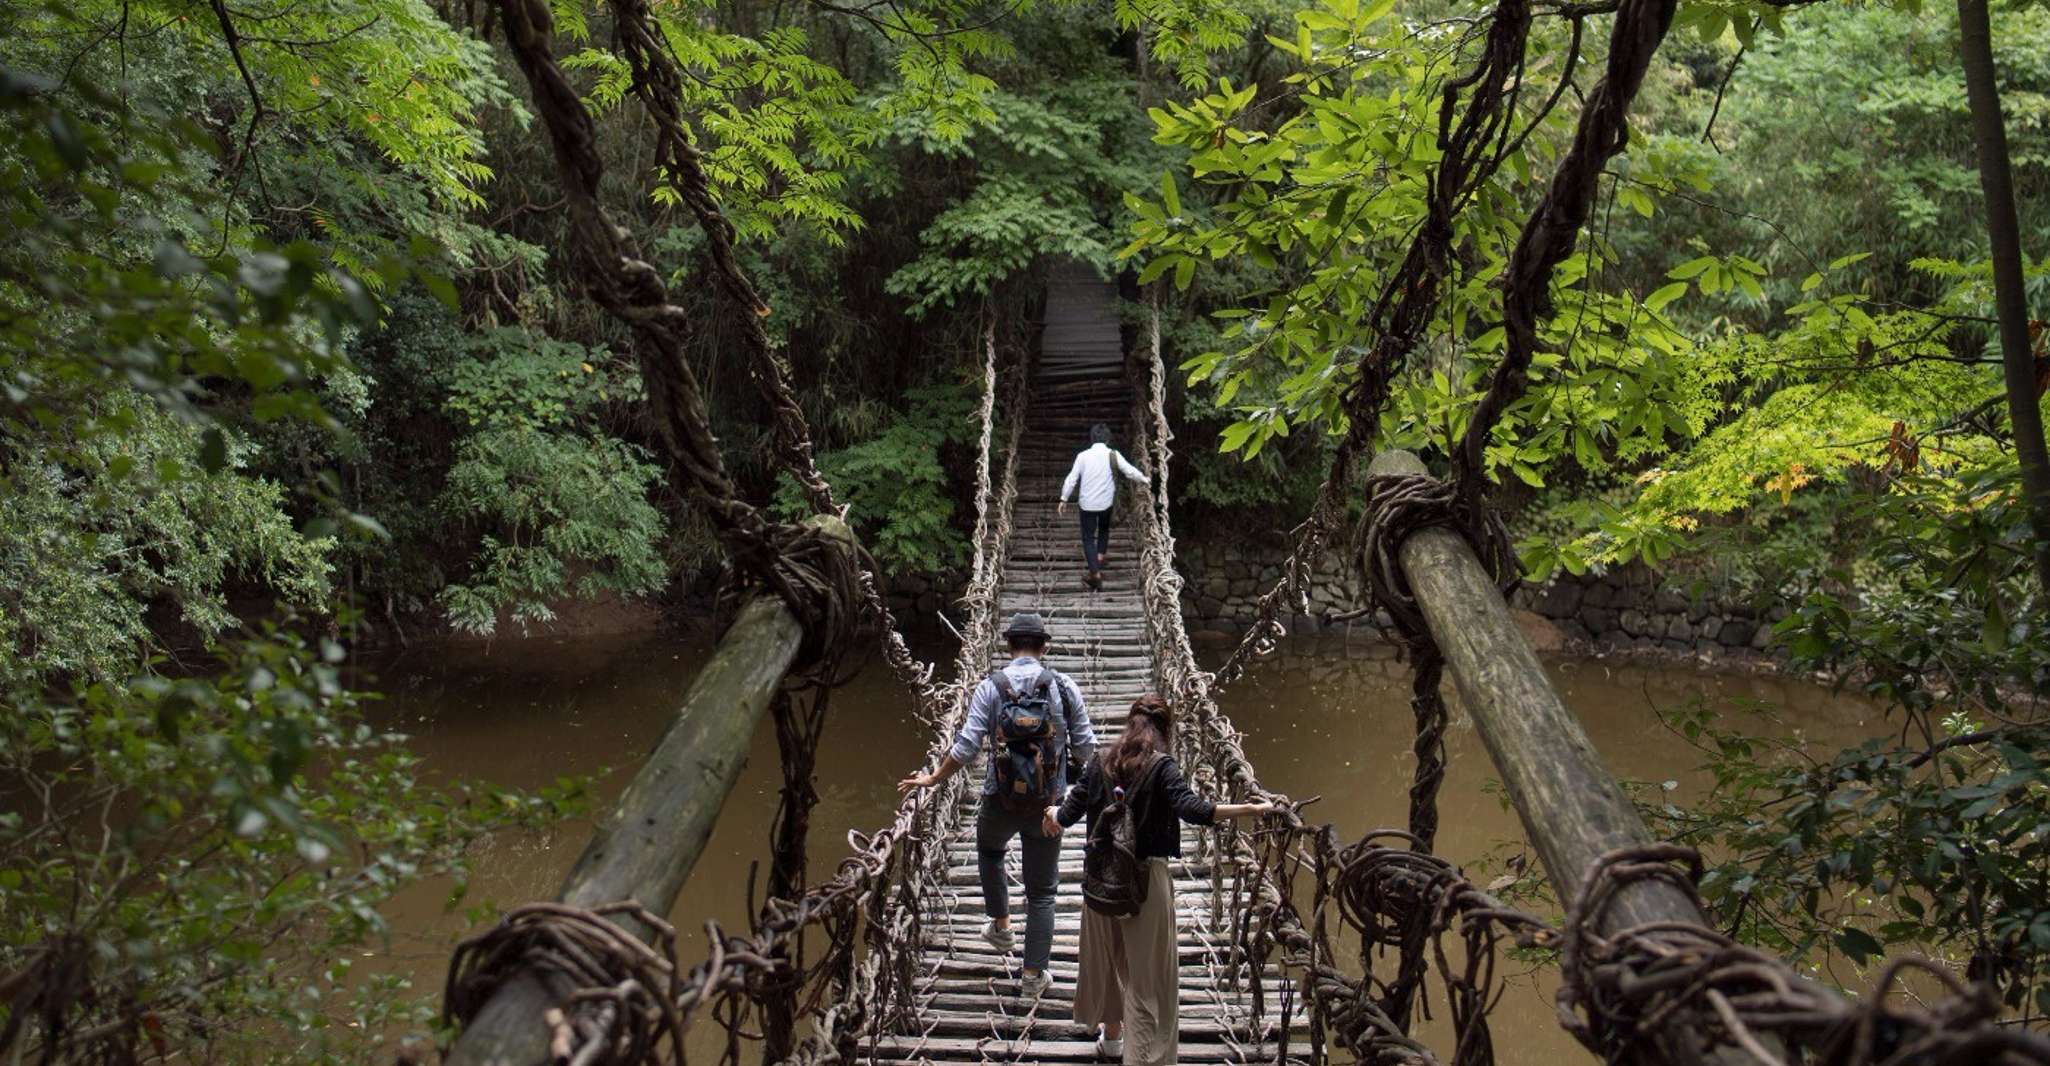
[
  {"x1": 1368, "y1": 450, "x2": 1778, "y2": 1065},
  {"x1": 444, "y1": 518, "x2": 850, "y2": 1066}
]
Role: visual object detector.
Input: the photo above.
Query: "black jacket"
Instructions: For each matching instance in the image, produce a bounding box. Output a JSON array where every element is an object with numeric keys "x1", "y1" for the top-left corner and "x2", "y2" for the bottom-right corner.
[{"x1": 1055, "y1": 753, "x2": 1215, "y2": 860}]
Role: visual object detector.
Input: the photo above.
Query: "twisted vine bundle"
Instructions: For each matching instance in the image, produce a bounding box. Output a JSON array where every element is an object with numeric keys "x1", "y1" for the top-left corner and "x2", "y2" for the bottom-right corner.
[{"x1": 1124, "y1": 304, "x2": 2049, "y2": 1066}]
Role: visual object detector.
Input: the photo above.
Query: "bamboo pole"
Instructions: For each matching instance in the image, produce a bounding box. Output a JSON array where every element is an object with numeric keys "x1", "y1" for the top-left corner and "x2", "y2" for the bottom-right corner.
[
  {"x1": 1367, "y1": 451, "x2": 1773, "y2": 1065},
  {"x1": 444, "y1": 518, "x2": 848, "y2": 1066}
]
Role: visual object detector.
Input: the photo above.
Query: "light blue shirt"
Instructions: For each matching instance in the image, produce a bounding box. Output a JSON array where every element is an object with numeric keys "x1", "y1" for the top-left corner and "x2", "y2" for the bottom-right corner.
[{"x1": 950, "y1": 656, "x2": 1097, "y2": 796}]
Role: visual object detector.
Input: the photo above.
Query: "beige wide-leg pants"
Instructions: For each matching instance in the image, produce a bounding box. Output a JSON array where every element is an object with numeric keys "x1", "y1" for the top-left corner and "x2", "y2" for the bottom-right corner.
[{"x1": 1073, "y1": 859, "x2": 1177, "y2": 1066}]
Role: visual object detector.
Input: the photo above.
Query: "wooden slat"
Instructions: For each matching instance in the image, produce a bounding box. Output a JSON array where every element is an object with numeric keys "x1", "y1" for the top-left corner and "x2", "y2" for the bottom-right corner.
[
  {"x1": 863, "y1": 1036, "x2": 1280, "y2": 1062},
  {"x1": 864, "y1": 264, "x2": 1284, "y2": 1066}
]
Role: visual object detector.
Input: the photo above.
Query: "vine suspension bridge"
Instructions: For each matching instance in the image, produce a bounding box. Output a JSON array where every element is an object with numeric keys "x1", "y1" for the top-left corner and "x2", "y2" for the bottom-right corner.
[
  {"x1": 861, "y1": 264, "x2": 1288, "y2": 1064},
  {"x1": 435, "y1": 263, "x2": 2050, "y2": 1066}
]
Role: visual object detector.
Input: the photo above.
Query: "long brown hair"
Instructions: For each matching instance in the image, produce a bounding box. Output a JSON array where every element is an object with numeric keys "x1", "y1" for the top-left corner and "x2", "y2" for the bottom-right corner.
[{"x1": 1104, "y1": 694, "x2": 1174, "y2": 789}]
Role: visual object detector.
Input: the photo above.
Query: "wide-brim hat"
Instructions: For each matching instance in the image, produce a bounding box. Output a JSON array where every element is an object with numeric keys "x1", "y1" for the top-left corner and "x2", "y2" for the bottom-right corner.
[{"x1": 1002, "y1": 612, "x2": 1051, "y2": 641}]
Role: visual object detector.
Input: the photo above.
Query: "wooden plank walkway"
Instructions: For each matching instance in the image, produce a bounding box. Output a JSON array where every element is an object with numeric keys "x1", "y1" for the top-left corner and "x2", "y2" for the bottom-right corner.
[{"x1": 864, "y1": 266, "x2": 1287, "y2": 1066}]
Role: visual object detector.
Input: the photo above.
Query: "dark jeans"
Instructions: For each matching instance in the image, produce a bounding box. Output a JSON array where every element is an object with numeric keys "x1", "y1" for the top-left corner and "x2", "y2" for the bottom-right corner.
[
  {"x1": 1078, "y1": 508, "x2": 1112, "y2": 573},
  {"x1": 976, "y1": 801, "x2": 1061, "y2": 971}
]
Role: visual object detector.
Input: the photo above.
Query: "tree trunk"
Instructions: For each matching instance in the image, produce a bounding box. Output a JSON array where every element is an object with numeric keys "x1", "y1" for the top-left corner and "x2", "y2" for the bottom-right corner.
[
  {"x1": 1369, "y1": 449, "x2": 1784, "y2": 1066},
  {"x1": 1957, "y1": 0, "x2": 2050, "y2": 598},
  {"x1": 444, "y1": 578, "x2": 816, "y2": 1066}
]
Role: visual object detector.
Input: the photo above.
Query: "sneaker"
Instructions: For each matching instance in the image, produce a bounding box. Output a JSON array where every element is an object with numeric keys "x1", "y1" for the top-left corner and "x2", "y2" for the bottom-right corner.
[
  {"x1": 1021, "y1": 970, "x2": 1052, "y2": 998},
  {"x1": 1096, "y1": 1031, "x2": 1122, "y2": 1060},
  {"x1": 982, "y1": 919, "x2": 1015, "y2": 952}
]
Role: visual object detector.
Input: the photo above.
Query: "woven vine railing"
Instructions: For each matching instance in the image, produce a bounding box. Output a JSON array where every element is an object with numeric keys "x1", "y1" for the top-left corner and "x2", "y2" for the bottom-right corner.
[
  {"x1": 1122, "y1": 309, "x2": 2050, "y2": 1066},
  {"x1": 444, "y1": 326, "x2": 1028, "y2": 1066}
]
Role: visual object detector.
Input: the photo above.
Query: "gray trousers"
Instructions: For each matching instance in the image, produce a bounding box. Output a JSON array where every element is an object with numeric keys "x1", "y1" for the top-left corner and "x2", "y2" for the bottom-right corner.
[{"x1": 975, "y1": 801, "x2": 1061, "y2": 972}]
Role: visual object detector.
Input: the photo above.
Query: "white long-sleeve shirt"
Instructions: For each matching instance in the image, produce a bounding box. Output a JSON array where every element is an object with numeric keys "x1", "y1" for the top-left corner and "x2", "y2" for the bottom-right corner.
[{"x1": 1060, "y1": 443, "x2": 1147, "y2": 512}]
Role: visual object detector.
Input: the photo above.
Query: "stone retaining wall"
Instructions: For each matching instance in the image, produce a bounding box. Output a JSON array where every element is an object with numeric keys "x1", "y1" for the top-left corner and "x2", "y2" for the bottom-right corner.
[
  {"x1": 885, "y1": 569, "x2": 965, "y2": 618},
  {"x1": 873, "y1": 534, "x2": 1785, "y2": 660},
  {"x1": 1174, "y1": 536, "x2": 1783, "y2": 656}
]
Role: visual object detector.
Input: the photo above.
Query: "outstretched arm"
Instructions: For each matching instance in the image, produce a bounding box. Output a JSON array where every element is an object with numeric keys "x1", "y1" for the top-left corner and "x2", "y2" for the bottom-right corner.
[
  {"x1": 901, "y1": 682, "x2": 991, "y2": 792},
  {"x1": 899, "y1": 752, "x2": 964, "y2": 793},
  {"x1": 1113, "y1": 449, "x2": 1148, "y2": 484},
  {"x1": 1156, "y1": 759, "x2": 1278, "y2": 823},
  {"x1": 1156, "y1": 759, "x2": 1218, "y2": 825}
]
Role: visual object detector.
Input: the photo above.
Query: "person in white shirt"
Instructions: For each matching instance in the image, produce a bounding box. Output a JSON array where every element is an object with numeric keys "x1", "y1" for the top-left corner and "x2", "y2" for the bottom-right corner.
[{"x1": 1057, "y1": 424, "x2": 1148, "y2": 590}]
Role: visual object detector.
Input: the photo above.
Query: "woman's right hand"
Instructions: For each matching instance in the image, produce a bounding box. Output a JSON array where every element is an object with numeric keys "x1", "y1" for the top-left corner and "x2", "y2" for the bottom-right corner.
[{"x1": 1219, "y1": 800, "x2": 1277, "y2": 820}]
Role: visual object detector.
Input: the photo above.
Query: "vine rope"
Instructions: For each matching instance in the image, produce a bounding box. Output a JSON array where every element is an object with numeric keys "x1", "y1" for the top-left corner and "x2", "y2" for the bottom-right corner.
[
  {"x1": 444, "y1": 22, "x2": 1026, "y2": 1044},
  {"x1": 1124, "y1": 299, "x2": 2050, "y2": 1066},
  {"x1": 443, "y1": 344, "x2": 1023, "y2": 1066},
  {"x1": 490, "y1": 0, "x2": 869, "y2": 684},
  {"x1": 599, "y1": 0, "x2": 944, "y2": 708}
]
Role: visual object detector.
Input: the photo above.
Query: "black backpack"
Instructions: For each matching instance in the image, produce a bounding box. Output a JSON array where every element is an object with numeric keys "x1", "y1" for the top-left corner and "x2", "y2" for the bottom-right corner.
[
  {"x1": 1082, "y1": 754, "x2": 1166, "y2": 918},
  {"x1": 989, "y1": 670, "x2": 1062, "y2": 813}
]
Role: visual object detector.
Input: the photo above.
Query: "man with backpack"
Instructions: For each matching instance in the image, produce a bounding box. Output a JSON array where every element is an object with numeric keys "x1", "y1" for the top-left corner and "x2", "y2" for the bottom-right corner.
[{"x1": 898, "y1": 612, "x2": 1095, "y2": 998}]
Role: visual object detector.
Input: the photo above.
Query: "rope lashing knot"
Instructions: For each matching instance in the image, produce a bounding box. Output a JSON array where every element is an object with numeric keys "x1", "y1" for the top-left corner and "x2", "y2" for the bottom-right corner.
[
  {"x1": 444, "y1": 902, "x2": 694, "y2": 1066},
  {"x1": 1347, "y1": 470, "x2": 1516, "y2": 855},
  {"x1": 713, "y1": 516, "x2": 873, "y2": 685},
  {"x1": 1556, "y1": 846, "x2": 2050, "y2": 1066},
  {"x1": 1349, "y1": 472, "x2": 1518, "y2": 650}
]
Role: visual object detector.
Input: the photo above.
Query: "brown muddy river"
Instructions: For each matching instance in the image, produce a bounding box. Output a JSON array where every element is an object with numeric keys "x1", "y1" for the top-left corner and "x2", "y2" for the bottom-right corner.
[{"x1": 359, "y1": 628, "x2": 1879, "y2": 1062}]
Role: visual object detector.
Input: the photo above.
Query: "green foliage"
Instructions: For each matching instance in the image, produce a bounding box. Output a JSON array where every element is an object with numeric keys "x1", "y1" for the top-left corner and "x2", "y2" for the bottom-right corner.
[
  {"x1": 2, "y1": 59, "x2": 589, "y2": 1062},
  {"x1": 1112, "y1": 0, "x2": 1256, "y2": 88},
  {"x1": 1658, "y1": 703, "x2": 2050, "y2": 1012},
  {"x1": 1525, "y1": 253, "x2": 2031, "y2": 579},
  {"x1": 1705, "y1": 5, "x2": 2050, "y2": 301},
  {"x1": 1128, "y1": 0, "x2": 2050, "y2": 560},
  {"x1": 565, "y1": 17, "x2": 872, "y2": 242},
  {"x1": 0, "y1": 627, "x2": 583, "y2": 1063},
  {"x1": 0, "y1": 402, "x2": 334, "y2": 685},
  {"x1": 10, "y1": 0, "x2": 524, "y2": 278},
  {"x1": 433, "y1": 329, "x2": 666, "y2": 635},
  {"x1": 1177, "y1": 383, "x2": 1330, "y2": 515},
  {"x1": 1778, "y1": 463, "x2": 2050, "y2": 720},
  {"x1": 1126, "y1": 2, "x2": 1697, "y2": 488},
  {"x1": 439, "y1": 429, "x2": 666, "y2": 633},
  {"x1": 0, "y1": 67, "x2": 371, "y2": 438},
  {"x1": 778, "y1": 383, "x2": 980, "y2": 574},
  {"x1": 0, "y1": 66, "x2": 414, "y2": 683},
  {"x1": 886, "y1": 55, "x2": 1168, "y2": 314},
  {"x1": 1650, "y1": 464, "x2": 2050, "y2": 1009}
]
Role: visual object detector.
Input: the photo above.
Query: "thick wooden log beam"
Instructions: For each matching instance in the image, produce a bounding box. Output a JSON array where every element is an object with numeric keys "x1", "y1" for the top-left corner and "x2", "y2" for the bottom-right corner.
[
  {"x1": 1369, "y1": 451, "x2": 1776, "y2": 1065},
  {"x1": 1368, "y1": 451, "x2": 1681, "y2": 923},
  {"x1": 445, "y1": 520, "x2": 844, "y2": 1066}
]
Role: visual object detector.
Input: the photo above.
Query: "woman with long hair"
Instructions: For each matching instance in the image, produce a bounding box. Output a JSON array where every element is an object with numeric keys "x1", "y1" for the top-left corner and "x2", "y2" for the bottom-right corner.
[{"x1": 1044, "y1": 694, "x2": 1272, "y2": 1064}]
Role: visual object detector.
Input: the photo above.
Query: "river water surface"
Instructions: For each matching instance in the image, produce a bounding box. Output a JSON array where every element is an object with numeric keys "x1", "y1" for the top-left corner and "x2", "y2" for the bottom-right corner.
[{"x1": 361, "y1": 628, "x2": 1878, "y2": 1062}]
